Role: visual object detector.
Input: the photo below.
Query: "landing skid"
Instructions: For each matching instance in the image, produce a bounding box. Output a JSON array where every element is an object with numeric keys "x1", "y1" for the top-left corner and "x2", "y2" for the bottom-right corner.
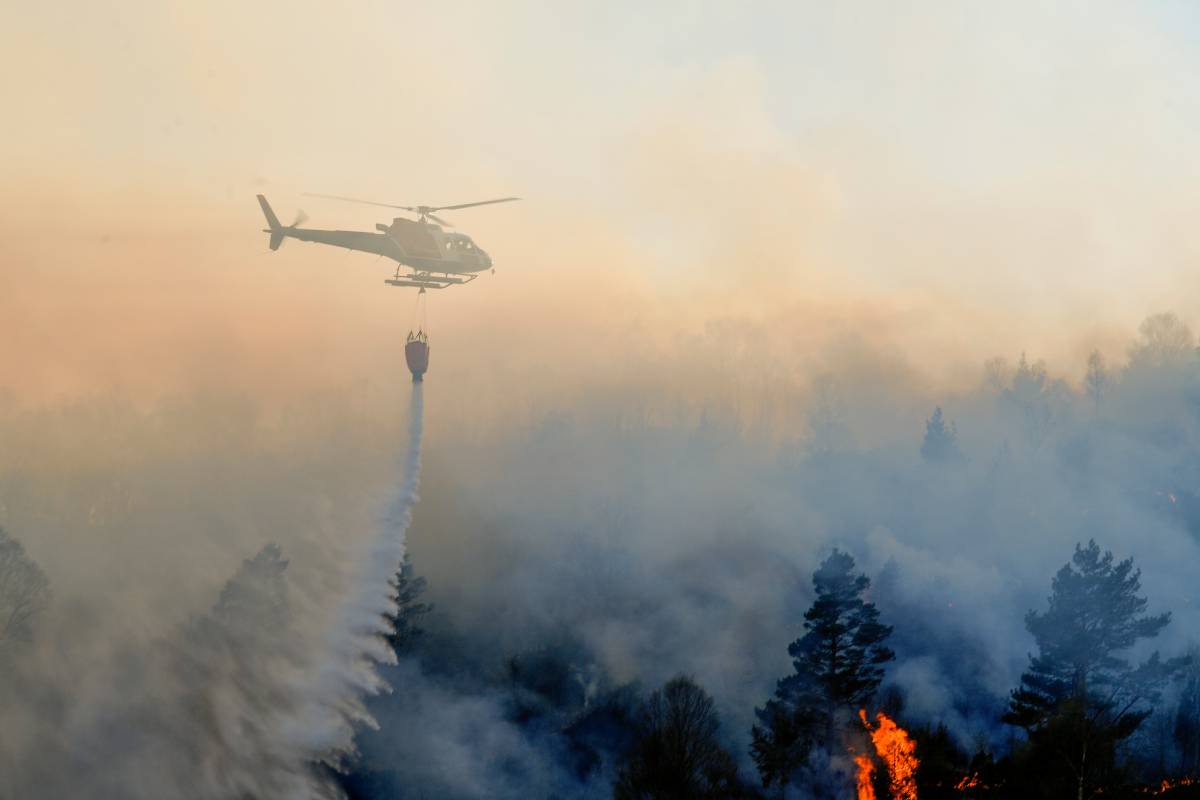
[{"x1": 385, "y1": 268, "x2": 478, "y2": 290}]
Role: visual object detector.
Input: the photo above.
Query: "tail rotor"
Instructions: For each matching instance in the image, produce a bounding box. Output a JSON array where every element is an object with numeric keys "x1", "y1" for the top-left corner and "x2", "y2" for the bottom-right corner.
[{"x1": 256, "y1": 195, "x2": 307, "y2": 251}]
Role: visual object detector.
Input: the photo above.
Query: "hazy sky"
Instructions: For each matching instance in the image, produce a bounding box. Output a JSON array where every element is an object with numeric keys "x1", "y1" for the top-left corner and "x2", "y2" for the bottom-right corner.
[
  {"x1": 7, "y1": 7, "x2": 1200, "y2": 796},
  {"x1": 4, "y1": 1, "x2": 1200, "y2": 402}
]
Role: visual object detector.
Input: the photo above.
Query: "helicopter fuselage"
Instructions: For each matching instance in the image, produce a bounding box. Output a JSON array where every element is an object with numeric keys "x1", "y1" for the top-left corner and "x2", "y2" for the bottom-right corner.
[
  {"x1": 377, "y1": 217, "x2": 492, "y2": 274},
  {"x1": 278, "y1": 217, "x2": 492, "y2": 274},
  {"x1": 257, "y1": 194, "x2": 504, "y2": 289}
]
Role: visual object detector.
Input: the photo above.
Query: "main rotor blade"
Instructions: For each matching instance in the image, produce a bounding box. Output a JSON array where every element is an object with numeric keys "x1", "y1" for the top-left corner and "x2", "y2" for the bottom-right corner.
[
  {"x1": 303, "y1": 192, "x2": 408, "y2": 210},
  {"x1": 426, "y1": 213, "x2": 454, "y2": 227},
  {"x1": 428, "y1": 197, "x2": 521, "y2": 212},
  {"x1": 304, "y1": 193, "x2": 521, "y2": 215}
]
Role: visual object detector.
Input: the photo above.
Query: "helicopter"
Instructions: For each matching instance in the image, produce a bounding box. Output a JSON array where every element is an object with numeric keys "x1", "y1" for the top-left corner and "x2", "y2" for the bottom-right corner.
[{"x1": 256, "y1": 193, "x2": 519, "y2": 289}]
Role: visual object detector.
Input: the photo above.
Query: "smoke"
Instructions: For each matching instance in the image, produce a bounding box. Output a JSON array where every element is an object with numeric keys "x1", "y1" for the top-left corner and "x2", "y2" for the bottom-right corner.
[
  {"x1": 285, "y1": 382, "x2": 425, "y2": 768},
  {"x1": 0, "y1": 382, "x2": 425, "y2": 798},
  {"x1": 387, "y1": 320, "x2": 1200, "y2": 785},
  {"x1": 0, "y1": 541, "x2": 314, "y2": 799},
  {"x1": 3, "y1": 307, "x2": 1200, "y2": 797},
  {"x1": 5, "y1": 4, "x2": 1200, "y2": 795}
]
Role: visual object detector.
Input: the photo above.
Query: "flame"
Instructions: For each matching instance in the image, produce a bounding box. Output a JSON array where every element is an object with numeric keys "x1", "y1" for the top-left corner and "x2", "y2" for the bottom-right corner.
[
  {"x1": 856, "y1": 754, "x2": 878, "y2": 800},
  {"x1": 860, "y1": 709, "x2": 919, "y2": 800},
  {"x1": 955, "y1": 773, "x2": 983, "y2": 792},
  {"x1": 1146, "y1": 776, "x2": 1196, "y2": 795}
]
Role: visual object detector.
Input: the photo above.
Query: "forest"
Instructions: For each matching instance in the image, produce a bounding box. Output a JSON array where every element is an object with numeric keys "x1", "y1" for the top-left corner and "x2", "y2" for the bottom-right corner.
[{"x1": 4, "y1": 311, "x2": 1200, "y2": 799}]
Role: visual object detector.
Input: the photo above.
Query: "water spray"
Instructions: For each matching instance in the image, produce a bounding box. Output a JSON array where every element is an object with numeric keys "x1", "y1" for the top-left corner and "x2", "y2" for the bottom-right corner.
[{"x1": 285, "y1": 380, "x2": 426, "y2": 784}]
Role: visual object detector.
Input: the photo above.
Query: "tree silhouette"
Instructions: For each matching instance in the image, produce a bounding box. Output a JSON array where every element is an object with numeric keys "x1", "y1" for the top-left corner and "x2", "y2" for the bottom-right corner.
[
  {"x1": 1005, "y1": 353, "x2": 1056, "y2": 446},
  {"x1": 1129, "y1": 313, "x2": 1195, "y2": 369},
  {"x1": 921, "y1": 406, "x2": 962, "y2": 464},
  {"x1": 382, "y1": 554, "x2": 432, "y2": 658},
  {"x1": 751, "y1": 550, "x2": 893, "y2": 793},
  {"x1": 335, "y1": 554, "x2": 435, "y2": 800},
  {"x1": 1173, "y1": 647, "x2": 1200, "y2": 776},
  {"x1": 1005, "y1": 540, "x2": 1185, "y2": 799},
  {"x1": 614, "y1": 675, "x2": 746, "y2": 799},
  {"x1": 211, "y1": 542, "x2": 289, "y2": 635},
  {"x1": 0, "y1": 526, "x2": 50, "y2": 653},
  {"x1": 750, "y1": 698, "x2": 816, "y2": 793},
  {"x1": 1084, "y1": 351, "x2": 1107, "y2": 410}
]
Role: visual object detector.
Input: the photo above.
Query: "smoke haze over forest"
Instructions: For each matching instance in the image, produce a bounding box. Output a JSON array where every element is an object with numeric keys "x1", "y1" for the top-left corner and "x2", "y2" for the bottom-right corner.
[{"x1": 6, "y1": 2, "x2": 1200, "y2": 798}]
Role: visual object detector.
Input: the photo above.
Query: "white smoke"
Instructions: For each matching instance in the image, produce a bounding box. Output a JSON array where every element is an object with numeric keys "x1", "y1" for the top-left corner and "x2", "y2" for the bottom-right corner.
[{"x1": 284, "y1": 382, "x2": 425, "y2": 784}]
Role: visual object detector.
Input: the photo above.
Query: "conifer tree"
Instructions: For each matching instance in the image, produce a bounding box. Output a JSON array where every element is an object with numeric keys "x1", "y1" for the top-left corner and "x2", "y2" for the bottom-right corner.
[
  {"x1": 921, "y1": 406, "x2": 962, "y2": 463},
  {"x1": 382, "y1": 554, "x2": 432, "y2": 657},
  {"x1": 751, "y1": 550, "x2": 894, "y2": 792},
  {"x1": 1005, "y1": 540, "x2": 1185, "y2": 800}
]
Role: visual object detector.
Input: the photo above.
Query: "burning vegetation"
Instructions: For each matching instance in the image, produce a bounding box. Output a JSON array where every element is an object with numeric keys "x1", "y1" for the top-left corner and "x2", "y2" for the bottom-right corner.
[
  {"x1": 857, "y1": 753, "x2": 879, "y2": 800},
  {"x1": 954, "y1": 773, "x2": 983, "y2": 792},
  {"x1": 860, "y1": 709, "x2": 919, "y2": 800}
]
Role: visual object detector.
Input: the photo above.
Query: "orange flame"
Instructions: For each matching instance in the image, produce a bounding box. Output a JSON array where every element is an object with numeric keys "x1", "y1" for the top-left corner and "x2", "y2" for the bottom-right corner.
[
  {"x1": 856, "y1": 754, "x2": 878, "y2": 800},
  {"x1": 954, "y1": 773, "x2": 981, "y2": 791},
  {"x1": 860, "y1": 709, "x2": 919, "y2": 800},
  {"x1": 1146, "y1": 776, "x2": 1196, "y2": 795}
]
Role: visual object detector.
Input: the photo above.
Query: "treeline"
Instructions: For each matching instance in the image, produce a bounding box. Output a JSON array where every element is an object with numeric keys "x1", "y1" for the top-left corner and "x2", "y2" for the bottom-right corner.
[
  {"x1": 340, "y1": 539, "x2": 1200, "y2": 800},
  {"x1": 5, "y1": 521, "x2": 1193, "y2": 798},
  {"x1": 332, "y1": 312, "x2": 1200, "y2": 799}
]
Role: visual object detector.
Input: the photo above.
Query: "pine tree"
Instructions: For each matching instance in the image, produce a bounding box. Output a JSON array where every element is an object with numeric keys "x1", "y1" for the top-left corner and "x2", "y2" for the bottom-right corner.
[
  {"x1": 750, "y1": 699, "x2": 816, "y2": 793},
  {"x1": 382, "y1": 554, "x2": 432, "y2": 657},
  {"x1": 336, "y1": 555, "x2": 433, "y2": 800},
  {"x1": 165, "y1": 544, "x2": 307, "y2": 796},
  {"x1": 751, "y1": 550, "x2": 894, "y2": 792},
  {"x1": 211, "y1": 543, "x2": 289, "y2": 635},
  {"x1": 920, "y1": 406, "x2": 962, "y2": 463},
  {"x1": 1004, "y1": 540, "x2": 1185, "y2": 799}
]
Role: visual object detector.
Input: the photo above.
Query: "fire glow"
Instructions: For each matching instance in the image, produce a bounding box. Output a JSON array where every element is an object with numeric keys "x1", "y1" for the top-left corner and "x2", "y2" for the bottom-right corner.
[
  {"x1": 857, "y1": 709, "x2": 919, "y2": 800},
  {"x1": 1145, "y1": 776, "x2": 1196, "y2": 795},
  {"x1": 856, "y1": 754, "x2": 878, "y2": 800},
  {"x1": 954, "y1": 773, "x2": 981, "y2": 791}
]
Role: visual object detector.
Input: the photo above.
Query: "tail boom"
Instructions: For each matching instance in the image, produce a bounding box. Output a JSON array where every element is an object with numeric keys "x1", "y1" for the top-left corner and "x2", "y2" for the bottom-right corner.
[{"x1": 257, "y1": 194, "x2": 285, "y2": 250}]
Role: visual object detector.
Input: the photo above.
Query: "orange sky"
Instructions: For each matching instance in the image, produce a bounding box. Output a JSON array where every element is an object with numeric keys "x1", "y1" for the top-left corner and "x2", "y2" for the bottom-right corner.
[{"x1": 4, "y1": 2, "x2": 1200, "y2": 412}]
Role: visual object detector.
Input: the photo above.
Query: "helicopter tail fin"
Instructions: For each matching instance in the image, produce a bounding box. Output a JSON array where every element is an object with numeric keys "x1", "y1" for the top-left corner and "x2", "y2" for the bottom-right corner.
[{"x1": 257, "y1": 194, "x2": 285, "y2": 250}]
